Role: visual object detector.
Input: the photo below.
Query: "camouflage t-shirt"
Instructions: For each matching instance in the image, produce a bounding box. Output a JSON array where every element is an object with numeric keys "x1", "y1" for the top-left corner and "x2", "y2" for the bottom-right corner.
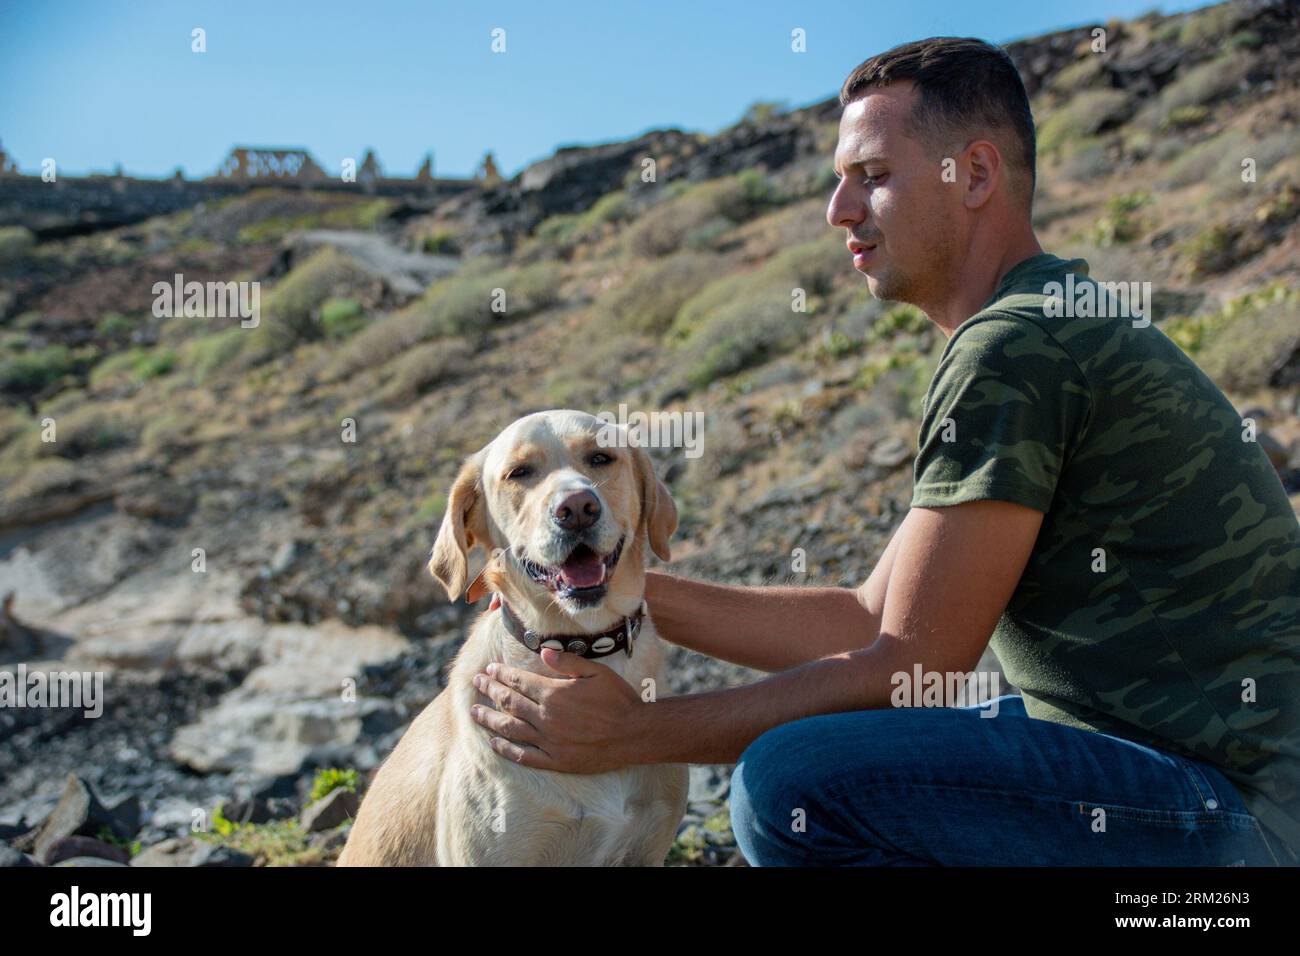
[{"x1": 911, "y1": 252, "x2": 1300, "y2": 862}]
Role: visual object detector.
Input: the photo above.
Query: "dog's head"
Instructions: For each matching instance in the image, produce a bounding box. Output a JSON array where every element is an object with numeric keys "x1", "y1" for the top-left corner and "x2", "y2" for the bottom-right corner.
[{"x1": 428, "y1": 409, "x2": 676, "y2": 621}]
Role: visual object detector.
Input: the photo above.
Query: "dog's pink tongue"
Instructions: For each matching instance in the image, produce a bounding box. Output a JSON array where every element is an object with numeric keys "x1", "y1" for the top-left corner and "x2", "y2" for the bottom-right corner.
[{"x1": 559, "y1": 550, "x2": 605, "y2": 588}]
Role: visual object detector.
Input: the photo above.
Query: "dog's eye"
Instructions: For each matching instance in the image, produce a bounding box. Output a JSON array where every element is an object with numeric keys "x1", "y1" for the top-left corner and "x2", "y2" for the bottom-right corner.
[
  {"x1": 506, "y1": 465, "x2": 533, "y2": 480},
  {"x1": 589, "y1": 453, "x2": 614, "y2": 467}
]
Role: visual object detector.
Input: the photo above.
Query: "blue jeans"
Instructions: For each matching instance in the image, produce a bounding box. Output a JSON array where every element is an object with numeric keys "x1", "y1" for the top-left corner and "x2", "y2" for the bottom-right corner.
[{"x1": 729, "y1": 695, "x2": 1286, "y2": 866}]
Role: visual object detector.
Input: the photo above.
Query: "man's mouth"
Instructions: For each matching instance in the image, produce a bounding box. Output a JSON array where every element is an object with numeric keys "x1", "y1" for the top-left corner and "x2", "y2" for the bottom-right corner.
[
  {"x1": 851, "y1": 240, "x2": 879, "y2": 267},
  {"x1": 519, "y1": 536, "x2": 625, "y2": 602}
]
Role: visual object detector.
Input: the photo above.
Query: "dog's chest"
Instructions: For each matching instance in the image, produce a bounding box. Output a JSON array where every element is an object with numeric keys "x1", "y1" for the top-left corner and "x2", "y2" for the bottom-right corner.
[{"x1": 526, "y1": 764, "x2": 675, "y2": 864}]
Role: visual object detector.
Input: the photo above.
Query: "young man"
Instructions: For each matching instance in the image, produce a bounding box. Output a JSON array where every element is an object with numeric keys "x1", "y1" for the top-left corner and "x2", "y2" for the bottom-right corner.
[{"x1": 468, "y1": 38, "x2": 1300, "y2": 866}]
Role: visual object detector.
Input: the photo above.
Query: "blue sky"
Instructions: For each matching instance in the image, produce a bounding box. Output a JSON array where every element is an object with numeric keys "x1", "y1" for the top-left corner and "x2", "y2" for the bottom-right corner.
[{"x1": 0, "y1": 0, "x2": 1210, "y2": 180}]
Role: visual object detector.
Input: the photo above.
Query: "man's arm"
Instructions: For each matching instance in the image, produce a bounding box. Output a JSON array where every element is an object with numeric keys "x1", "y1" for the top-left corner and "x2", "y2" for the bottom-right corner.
[
  {"x1": 633, "y1": 500, "x2": 1043, "y2": 766},
  {"x1": 644, "y1": 528, "x2": 903, "y2": 672}
]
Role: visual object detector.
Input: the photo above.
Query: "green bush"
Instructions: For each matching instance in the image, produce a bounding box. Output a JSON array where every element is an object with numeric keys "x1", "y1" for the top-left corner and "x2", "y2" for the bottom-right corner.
[
  {"x1": 96, "y1": 312, "x2": 138, "y2": 340},
  {"x1": 88, "y1": 349, "x2": 140, "y2": 391},
  {"x1": 670, "y1": 288, "x2": 811, "y2": 393},
  {"x1": 1087, "y1": 191, "x2": 1152, "y2": 246},
  {"x1": 0, "y1": 403, "x2": 28, "y2": 448},
  {"x1": 182, "y1": 328, "x2": 248, "y2": 382},
  {"x1": 868, "y1": 304, "x2": 929, "y2": 341},
  {"x1": 319, "y1": 297, "x2": 365, "y2": 339},
  {"x1": 669, "y1": 235, "x2": 840, "y2": 342},
  {"x1": 325, "y1": 264, "x2": 562, "y2": 380},
  {"x1": 0, "y1": 226, "x2": 36, "y2": 262},
  {"x1": 1037, "y1": 90, "x2": 1131, "y2": 156},
  {"x1": 1149, "y1": 53, "x2": 1251, "y2": 129},
  {"x1": 1163, "y1": 283, "x2": 1300, "y2": 391},
  {"x1": 0, "y1": 344, "x2": 77, "y2": 395},
  {"x1": 603, "y1": 253, "x2": 720, "y2": 335},
  {"x1": 626, "y1": 173, "x2": 778, "y2": 258},
  {"x1": 407, "y1": 263, "x2": 561, "y2": 339},
  {"x1": 373, "y1": 339, "x2": 474, "y2": 405},
  {"x1": 35, "y1": 403, "x2": 133, "y2": 459},
  {"x1": 310, "y1": 768, "x2": 359, "y2": 803},
  {"x1": 1183, "y1": 223, "x2": 1245, "y2": 275}
]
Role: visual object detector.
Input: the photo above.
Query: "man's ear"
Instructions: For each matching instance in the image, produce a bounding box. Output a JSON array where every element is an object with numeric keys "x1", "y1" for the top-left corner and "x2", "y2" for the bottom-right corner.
[
  {"x1": 631, "y1": 442, "x2": 677, "y2": 563},
  {"x1": 428, "y1": 449, "x2": 491, "y2": 601}
]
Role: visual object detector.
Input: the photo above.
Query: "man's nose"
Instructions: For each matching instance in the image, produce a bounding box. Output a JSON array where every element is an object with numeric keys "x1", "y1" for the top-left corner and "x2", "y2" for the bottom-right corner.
[
  {"x1": 551, "y1": 489, "x2": 601, "y2": 532},
  {"x1": 826, "y1": 179, "x2": 864, "y2": 230}
]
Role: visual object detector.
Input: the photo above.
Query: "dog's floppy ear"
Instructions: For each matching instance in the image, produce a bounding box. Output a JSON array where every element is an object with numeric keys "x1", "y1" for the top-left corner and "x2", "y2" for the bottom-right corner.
[
  {"x1": 631, "y1": 441, "x2": 677, "y2": 563},
  {"x1": 428, "y1": 449, "x2": 491, "y2": 602}
]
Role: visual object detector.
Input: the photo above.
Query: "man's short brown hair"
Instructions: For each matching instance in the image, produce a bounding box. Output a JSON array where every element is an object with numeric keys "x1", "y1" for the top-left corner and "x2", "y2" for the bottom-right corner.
[{"x1": 839, "y1": 37, "x2": 1037, "y2": 208}]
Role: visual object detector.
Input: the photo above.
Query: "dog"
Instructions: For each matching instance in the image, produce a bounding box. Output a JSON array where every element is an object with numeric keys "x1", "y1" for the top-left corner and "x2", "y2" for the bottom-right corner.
[{"x1": 337, "y1": 409, "x2": 689, "y2": 866}]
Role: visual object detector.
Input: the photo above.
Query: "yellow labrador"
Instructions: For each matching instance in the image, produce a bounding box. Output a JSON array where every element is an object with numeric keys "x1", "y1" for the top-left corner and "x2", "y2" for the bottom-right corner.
[{"x1": 338, "y1": 409, "x2": 688, "y2": 866}]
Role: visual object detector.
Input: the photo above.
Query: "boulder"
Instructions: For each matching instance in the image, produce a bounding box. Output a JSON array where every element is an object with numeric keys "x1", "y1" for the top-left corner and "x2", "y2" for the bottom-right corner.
[
  {"x1": 130, "y1": 836, "x2": 255, "y2": 867},
  {"x1": 300, "y1": 789, "x2": 360, "y2": 833},
  {"x1": 43, "y1": 835, "x2": 131, "y2": 866},
  {"x1": 31, "y1": 775, "x2": 139, "y2": 863}
]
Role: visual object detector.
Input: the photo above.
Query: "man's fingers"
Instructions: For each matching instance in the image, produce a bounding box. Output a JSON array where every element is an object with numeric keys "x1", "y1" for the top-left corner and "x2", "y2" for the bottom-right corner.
[
  {"x1": 474, "y1": 674, "x2": 544, "y2": 726},
  {"x1": 471, "y1": 702, "x2": 542, "y2": 746},
  {"x1": 488, "y1": 734, "x2": 555, "y2": 769}
]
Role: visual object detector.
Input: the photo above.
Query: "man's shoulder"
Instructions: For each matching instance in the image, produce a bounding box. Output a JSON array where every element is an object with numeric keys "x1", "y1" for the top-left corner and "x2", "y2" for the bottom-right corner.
[{"x1": 938, "y1": 308, "x2": 1084, "y2": 390}]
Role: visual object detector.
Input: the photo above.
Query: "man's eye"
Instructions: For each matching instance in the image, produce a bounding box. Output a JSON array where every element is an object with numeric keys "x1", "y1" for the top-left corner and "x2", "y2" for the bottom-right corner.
[
  {"x1": 506, "y1": 465, "x2": 532, "y2": 480},
  {"x1": 864, "y1": 173, "x2": 886, "y2": 185}
]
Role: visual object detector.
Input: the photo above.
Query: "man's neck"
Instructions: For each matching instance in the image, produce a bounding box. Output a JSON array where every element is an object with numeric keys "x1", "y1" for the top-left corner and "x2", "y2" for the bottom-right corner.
[{"x1": 926, "y1": 226, "x2": 1044, "y2": 338}]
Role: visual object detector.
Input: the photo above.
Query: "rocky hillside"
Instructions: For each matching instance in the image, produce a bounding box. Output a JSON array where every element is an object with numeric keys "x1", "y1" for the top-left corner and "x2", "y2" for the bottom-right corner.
[{"x1": 1, "y1": 0, "x2": 1297, "y2": 866}]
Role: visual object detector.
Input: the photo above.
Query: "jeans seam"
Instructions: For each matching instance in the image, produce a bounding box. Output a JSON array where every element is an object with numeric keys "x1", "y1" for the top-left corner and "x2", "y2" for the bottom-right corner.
[
  {"x1": 1075, "y1": 800, "x2": 1259, "y2": 827},
  {"x1": 1248, "y1": 818, "x2": 1284, "y2": 866},
  {"x1": 1177, "y1": 757, "x2": 1220, "y2": 809}
]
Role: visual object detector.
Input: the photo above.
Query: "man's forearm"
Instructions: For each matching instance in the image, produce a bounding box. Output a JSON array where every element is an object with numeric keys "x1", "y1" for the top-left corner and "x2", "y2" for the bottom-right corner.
[
  {"x1": 633, "y1": 641, "x2": 902, "y2": 765},
  {"x1": 644, "y1": 570, "x2": 880, "y2": 672}
]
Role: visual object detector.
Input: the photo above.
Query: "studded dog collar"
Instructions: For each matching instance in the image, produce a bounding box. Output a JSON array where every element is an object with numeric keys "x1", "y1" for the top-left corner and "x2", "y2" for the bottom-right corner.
[{"x1": 497, "y1": 594, "x2": 646, "y2": 659}]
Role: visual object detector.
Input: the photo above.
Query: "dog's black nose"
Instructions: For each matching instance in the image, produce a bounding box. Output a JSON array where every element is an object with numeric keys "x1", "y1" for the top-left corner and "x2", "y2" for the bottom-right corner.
[{"x1": 552, "y1": 489, "x2": 601, "y2": 531}]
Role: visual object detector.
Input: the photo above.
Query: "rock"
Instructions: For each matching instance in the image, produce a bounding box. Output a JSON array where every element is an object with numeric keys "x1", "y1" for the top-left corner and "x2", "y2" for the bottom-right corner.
[
  {"x1": 115, "y1": 474, "x2": 196, "y2": 523},
  {"x1": 130, "y1": 836, "x2": 254, "y2": 867},
  {"x1": 53, "y1": 857, "x2": 129, "y2": 867},
  {"x1": 43, "y1": 836, "x2": 131, "y2": 866},
  {"x1": 300, "y1": 789, "x2": 360, "y2": 832},
  {"x1": 171, "y1": 696, "x2": 395, "y2": 776},
  {"x1": 868, "y1": 436, "x2": 913, "y2": 470},
  {"x1": 31, "y1": 775, "x2": 138, "y2": 863},
  {"x1": 0, "y1": 846, "x2": 38, "y2": 867},
  {"x1": 169, "y1": 620, "x2": 407, "y2": 776},
  {"x1": 0, "y1": 591, "x2": 44, "y2": 660},
  {"x1": 308, "y1": 828, "x2": 350, "y2": 852},
  {"x1": 221, "y1": 797, "x2": 274, "y2": 825},
  {"x1": 0, "y1": 822, "x2": 31, "y2": 844}
]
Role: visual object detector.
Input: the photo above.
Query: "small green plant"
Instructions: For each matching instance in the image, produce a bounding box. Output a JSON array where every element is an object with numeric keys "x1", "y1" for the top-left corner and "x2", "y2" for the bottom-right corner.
[
  {"x1": 96, "y1": 312, "x2": 138, "y2": 340},
  {"x1": 869, "y1": 304, "x2": 929, "y2": 341},
  {"x1": 1087, "y1": 191, "x2": 1152, "y2": 247},
  {"x1": 814, "y1": 329, "x2": 862, "y2": 362},
  {"x1": 96, "y1": 826, "x2": 142, "y2": 858},
  {"x1": 1184, "y1": 223, "x2": 1243, "y2": 275},
  {"x1": 0, "y1": 226, "x2": 36, "y2": 261},
  {"x1": 421, "y1": 231, "x2": 459, "y2": 254},
  {"x1": 319, "y1": 297, "x2": 365, "y2": 339},
  {"x1": 1162, "y1": 282, "x2": 1300, "y2": 391},
  {"x1": 311, "y1": 767, "x2": 359, "y2": 803}
]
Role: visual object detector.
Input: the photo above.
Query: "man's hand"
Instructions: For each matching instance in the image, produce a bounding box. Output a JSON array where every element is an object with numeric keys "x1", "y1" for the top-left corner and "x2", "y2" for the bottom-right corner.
[{"x1": 468, "y1": 647, "x2": 644, "y2": 773}]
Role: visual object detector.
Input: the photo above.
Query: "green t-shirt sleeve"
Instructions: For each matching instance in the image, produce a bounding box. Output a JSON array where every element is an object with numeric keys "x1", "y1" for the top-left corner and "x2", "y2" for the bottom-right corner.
[{"x1": 910, "y1": 315, "x2": 1092, "y2": 513}]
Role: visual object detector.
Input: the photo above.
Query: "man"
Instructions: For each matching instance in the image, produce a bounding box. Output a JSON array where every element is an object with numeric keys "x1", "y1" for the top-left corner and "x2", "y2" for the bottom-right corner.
[{"x1": 468, "y1": 37, "x2": 1300, "y2": 865}]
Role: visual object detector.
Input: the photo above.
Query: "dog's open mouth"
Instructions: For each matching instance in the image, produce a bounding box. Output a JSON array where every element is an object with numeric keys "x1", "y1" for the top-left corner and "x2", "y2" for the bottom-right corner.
[{"x1": 520, "y1": 536, "x2": 624, "y2": 602}]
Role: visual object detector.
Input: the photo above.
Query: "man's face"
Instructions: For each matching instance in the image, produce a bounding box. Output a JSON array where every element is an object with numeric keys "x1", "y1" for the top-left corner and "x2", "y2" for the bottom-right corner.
[{"x1": 826, "y1": 84, "x2": 961, "y2": 306}]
